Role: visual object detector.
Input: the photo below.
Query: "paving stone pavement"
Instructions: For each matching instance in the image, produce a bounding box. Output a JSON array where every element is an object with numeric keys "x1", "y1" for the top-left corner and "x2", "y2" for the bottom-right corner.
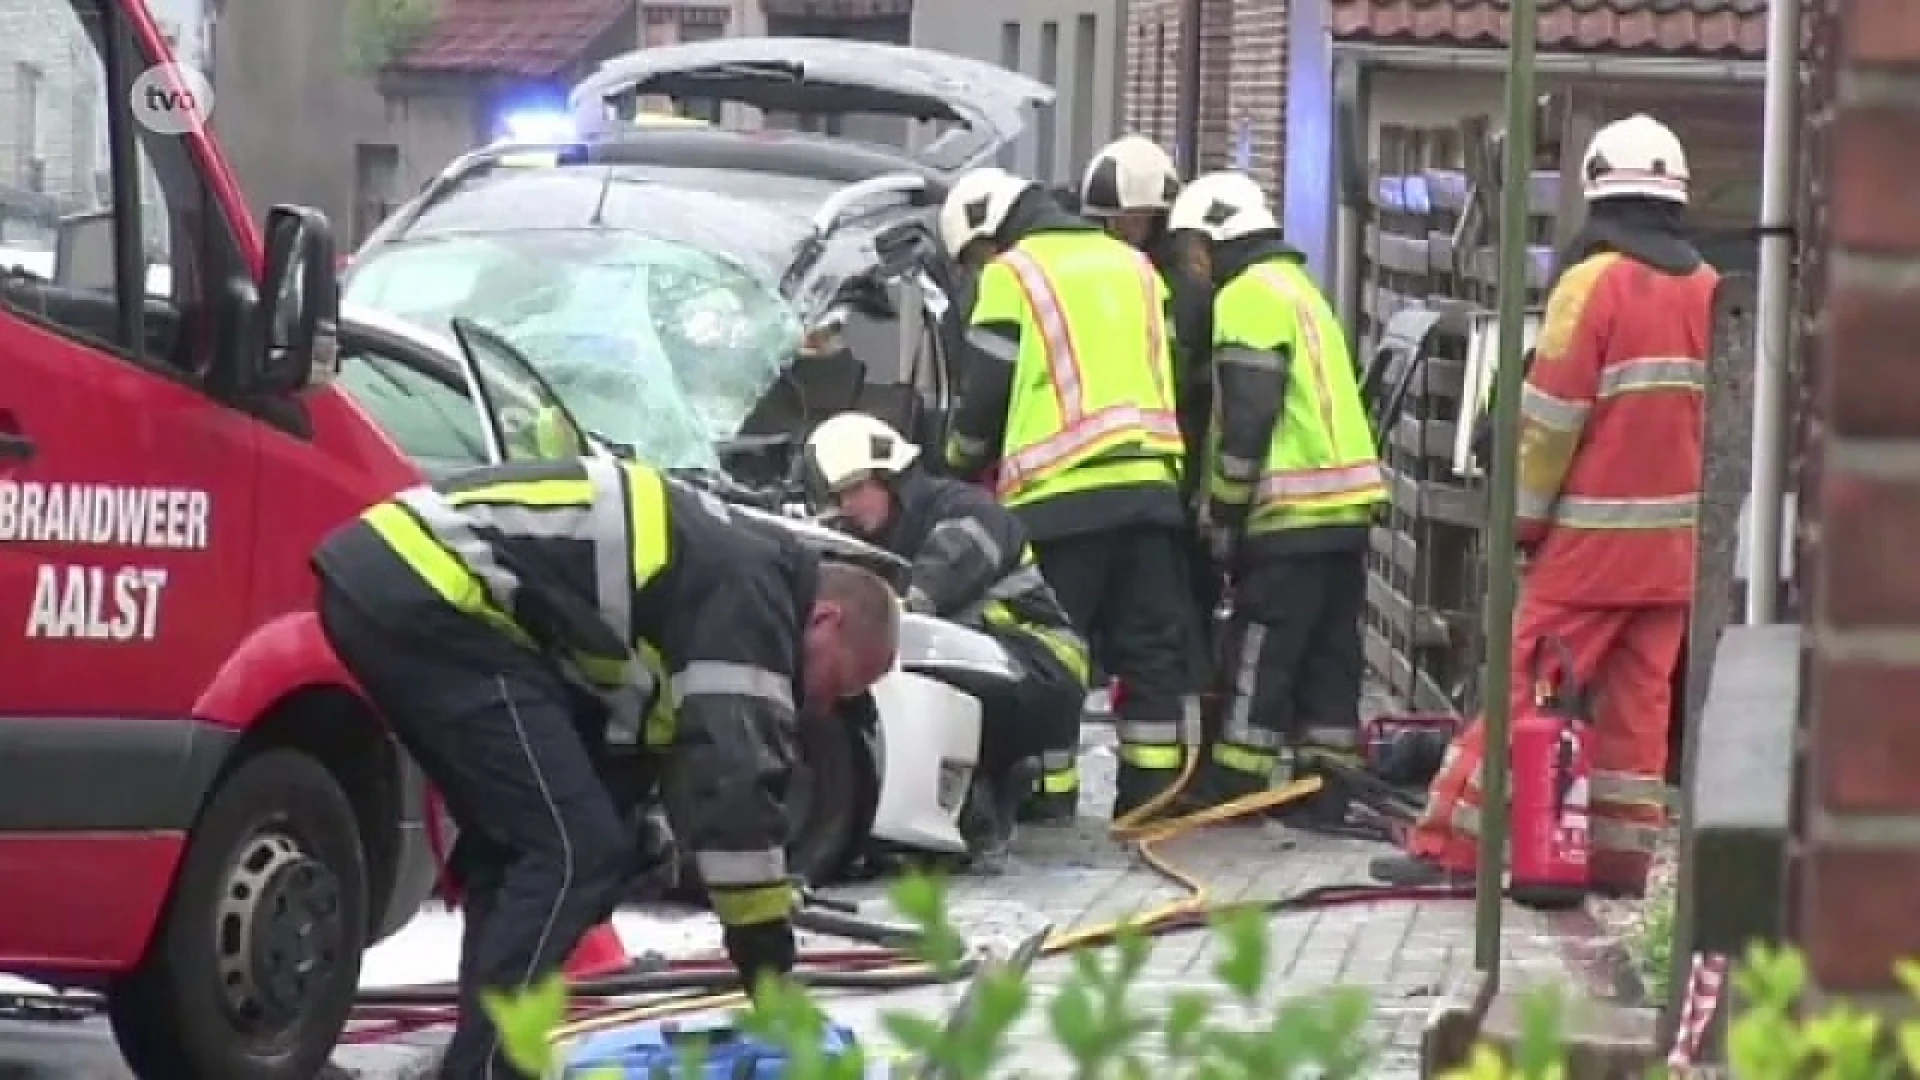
[{"x1": 801, "y1": 730, "x2": 1583, "y2": 1078}]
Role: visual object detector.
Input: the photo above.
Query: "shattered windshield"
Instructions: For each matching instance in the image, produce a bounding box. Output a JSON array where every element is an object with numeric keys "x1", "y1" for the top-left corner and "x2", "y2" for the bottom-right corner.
[{"x1": 344, "y1": 231, "x2": 802, "y2": 470}]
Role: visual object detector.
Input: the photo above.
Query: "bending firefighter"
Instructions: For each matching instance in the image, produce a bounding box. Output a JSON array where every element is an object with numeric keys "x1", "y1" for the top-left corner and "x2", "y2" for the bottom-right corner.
[
  {"x1": 1372, "y1": 114, "x2": 1716, "y2": 896},
  {"x1": 938, "y1": 166, "x2": 1203, "y2": 820},
  {"x1": 1082, "y1": 135, "x2": 1224, "y2": 711},
  {"x1": 312, "y1": 458, "x2": 899, "y2": 1079},
  {"x1": 1163, "y1": 172, "x2": 1386, "y2": 810},
  {"x1": 805, "y1": 411, "x2": 1092, "y2": 853}
]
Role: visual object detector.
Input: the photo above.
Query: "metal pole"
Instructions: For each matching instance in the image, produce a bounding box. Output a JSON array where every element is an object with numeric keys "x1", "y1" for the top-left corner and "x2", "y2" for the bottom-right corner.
[
  {"x1": 1743, "y1": 0, "x2": 1801, "y2": 624},
  {"x1": 1473, "y1": 0, "x2": 1539, "y2": 977},
  {"x1": 1174, "y1": 0, "x2": 1203, "y2": 179}
]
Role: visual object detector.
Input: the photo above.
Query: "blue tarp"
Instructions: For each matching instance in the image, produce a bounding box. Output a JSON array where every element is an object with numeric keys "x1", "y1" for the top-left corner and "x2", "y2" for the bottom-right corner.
[{"x1": 562, "y1": 1015, "x2": 867, "y2": 1077}]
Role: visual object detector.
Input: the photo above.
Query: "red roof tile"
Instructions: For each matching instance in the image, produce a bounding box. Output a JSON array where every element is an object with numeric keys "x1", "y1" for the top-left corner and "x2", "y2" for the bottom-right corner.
[
  {"x1": 1328, "y1": 0, "x2": 1768, "y2": 61},
  {"x1": 393, "y1": 0, "x2": 633, "y2": 78}
]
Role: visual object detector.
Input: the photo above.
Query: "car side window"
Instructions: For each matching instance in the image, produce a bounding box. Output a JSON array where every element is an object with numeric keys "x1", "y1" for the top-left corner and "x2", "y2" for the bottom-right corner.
[
  {"x1": 335, "y1": 344, "x2": 493, "y2": 478},
  {"x1": 0, "y1": 3, "x2": 233, "y2": 376}
]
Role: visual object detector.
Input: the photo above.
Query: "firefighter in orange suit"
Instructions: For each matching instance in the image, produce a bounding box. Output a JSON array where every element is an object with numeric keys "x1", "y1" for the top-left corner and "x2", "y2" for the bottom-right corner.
[{"x1": 1370, "y1": 114, "x2": 1717, "y2": 897}]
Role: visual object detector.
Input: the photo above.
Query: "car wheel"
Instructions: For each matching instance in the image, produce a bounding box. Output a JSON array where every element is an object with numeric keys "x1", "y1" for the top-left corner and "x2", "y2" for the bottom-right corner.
[
  {"x1": 108, "y1": 749, "x2": 368, "y2": 1080},
  {"x1": 786, "y1": 711, "x2": 866, "y2": 885}
]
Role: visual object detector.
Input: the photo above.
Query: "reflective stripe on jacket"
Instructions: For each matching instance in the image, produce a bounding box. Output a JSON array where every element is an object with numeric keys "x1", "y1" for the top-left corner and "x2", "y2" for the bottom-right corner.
[
  {"x1": 885, "y1": 470, "x2": 1090, "y2": 687},
  {"x1": 313, "y1": 458, "x2": 809, "y2": 925},
  {"x1": 960, "y1": 232, "x2": 1185, "y2": 509},
  {"x1": 1207, "y1": 256, "x2": 1384, "y2": 537},
  {"x1": 1517, "y1": 252, "x2": 1717, "y2": 606}
]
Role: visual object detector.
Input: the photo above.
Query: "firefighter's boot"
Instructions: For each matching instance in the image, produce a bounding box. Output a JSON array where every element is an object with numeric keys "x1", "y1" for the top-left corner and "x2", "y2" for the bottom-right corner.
[
  {"x1": 1268, "y1": 748, "x2": 1377, "y2": 834},
  {"x1": 1172, "y1": 751, "x2": 1273, "y2": 817},
  {"x1": 1019, "y1": 749, "x2": 1080, "y2": 824},
  {"x1": 961, "y1": 758, "x2": 1037, "y2": 873},
  {"x1": 1111, "y1": 763, "x2": 1185, "y2": 821},
  {"x1": 1112, "y1": 713, "x2": 1189, "y2": 819}
]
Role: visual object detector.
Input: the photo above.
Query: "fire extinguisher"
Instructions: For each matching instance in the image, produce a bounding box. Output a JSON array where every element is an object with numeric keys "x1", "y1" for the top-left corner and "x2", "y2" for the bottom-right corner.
[{"x1": 1507, "y1": 635, "x2": 1592, "y2": 910}]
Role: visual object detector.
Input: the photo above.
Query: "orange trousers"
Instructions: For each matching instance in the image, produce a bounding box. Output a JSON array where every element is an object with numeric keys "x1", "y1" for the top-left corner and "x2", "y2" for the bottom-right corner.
[{"x1": 1407, "y1": 592, "x2": 1685, "y2": 894}]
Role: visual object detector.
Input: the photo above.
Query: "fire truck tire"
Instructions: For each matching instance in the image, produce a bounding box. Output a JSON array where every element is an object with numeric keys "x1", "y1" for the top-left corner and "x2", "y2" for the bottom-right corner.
[{"x1": 108, "y1": 749, "x2": 369, "y2": 1080}]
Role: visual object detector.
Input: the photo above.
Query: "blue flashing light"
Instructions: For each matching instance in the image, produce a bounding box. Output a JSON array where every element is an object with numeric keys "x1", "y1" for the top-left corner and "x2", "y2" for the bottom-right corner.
[{"x1": 498, "y1": 110, "x2": 577, "y2": 144}]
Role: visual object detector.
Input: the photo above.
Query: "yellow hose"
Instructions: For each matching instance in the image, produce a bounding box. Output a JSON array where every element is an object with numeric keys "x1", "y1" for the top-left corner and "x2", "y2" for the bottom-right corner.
[
  {"x1": 550, "y1": 755, "x2": 1325, "y2": 1043},
  {"x1": 1047, "y1": 763, "x2": 1323, "y2": 952}
]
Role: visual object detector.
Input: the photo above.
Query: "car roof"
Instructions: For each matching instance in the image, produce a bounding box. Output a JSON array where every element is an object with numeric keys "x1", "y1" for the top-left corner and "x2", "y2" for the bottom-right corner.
[
  {"x1": 374, "y1": 128, "x2": 939, "y2": 287},
  {"x1": 584, "y1": 126, "x2": 947, "y2": 189},
  {"x1": 387, "y1": 168, "x2": 813, "y2": 283}
]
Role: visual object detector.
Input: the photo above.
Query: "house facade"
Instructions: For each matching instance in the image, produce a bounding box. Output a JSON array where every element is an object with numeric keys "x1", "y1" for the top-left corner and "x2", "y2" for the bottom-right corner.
[
  {"x1": 0, "y1": 5, "x2": 103, "y2": 250},
  {"x1": 910, "y1": 0, "x2": 1129, "y2": 187},
  {"x1": 0, "y1": 0, "x2": 180, "y2": 256},
  {"x1": 1791, "y1": 0, "x2": 1920, "y2": 1005},
  {"x1": 1113, "y1": 0, "x2": 1765, "y2": 286},
  {"x1": 1121, "y1": 0, "x2": 1292, "y2": 192},
  {"x1": 1298, "y1": 0, "x2": 1768, "y2": 288}
]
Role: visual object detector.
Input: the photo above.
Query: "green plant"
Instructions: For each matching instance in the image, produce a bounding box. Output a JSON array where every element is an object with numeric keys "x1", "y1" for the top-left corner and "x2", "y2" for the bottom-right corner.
[
  {"x1": 343, "y1": 0, "x2": 442, "y2": 75},
  {"x1": 1721, "y1": 943, "x2": 1920, "y2": 1080},
  {"x1": 1631, "y1": 875, "x2": 1677, "y2": 1003}
]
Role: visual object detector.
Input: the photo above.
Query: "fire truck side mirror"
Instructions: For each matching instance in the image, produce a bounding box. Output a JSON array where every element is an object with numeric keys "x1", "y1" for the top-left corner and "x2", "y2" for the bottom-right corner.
[{"x1": 254, "y1": 204, "x2": 339, "y2": 395}]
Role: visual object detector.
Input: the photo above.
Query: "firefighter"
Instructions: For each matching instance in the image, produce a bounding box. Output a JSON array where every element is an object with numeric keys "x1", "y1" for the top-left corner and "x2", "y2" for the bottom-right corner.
[
  {"x1": 804, "y1": 411, "x2": 1092, "y2": 851},
  {"x1": 1162, "y1": 171, "x2": 1387, "y2": 809},
  {"x1": 937, "y1": 165, "x2": 1203, "y2": 820},
  {"x1": 1371, "y1": 114, "x2": 1716, "y2": 897},
  {"x1": 311, "y1": 457, "x2": 900, "y2": 1079},
  {"x1": 1082, "y1": 136, "x2": 1222, "y2": 687}
]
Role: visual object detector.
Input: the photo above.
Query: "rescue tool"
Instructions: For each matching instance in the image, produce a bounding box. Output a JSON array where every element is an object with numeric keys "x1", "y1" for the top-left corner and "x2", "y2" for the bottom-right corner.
[{"x1": 907, "y1": 926, "x2": 1051, "y2": 1080}]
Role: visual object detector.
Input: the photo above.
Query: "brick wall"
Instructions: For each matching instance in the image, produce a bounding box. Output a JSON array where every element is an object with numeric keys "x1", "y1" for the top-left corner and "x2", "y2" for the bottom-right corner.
[
  {"x1": 1122, "y1": 0, "x2": 1236, "y2": 176},
  {"x1": 1797, "y1": 0, "x2": 1920, "y2": 1001},
  {"x1": 1225, "y1": 0, "x2": 1285, "y2": 199}
]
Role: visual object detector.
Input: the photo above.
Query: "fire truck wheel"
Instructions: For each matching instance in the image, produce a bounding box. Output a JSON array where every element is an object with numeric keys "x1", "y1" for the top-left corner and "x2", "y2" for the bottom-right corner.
[{"x1": 108, "y1": 749, "x2": 369, "y2": 1080}]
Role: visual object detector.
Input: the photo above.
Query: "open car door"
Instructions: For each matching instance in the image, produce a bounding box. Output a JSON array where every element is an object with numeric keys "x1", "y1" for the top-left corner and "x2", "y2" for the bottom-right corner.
[
  {"x1": 448, "y1": 316, "x2": 595, "y2": 463},
  {"x1": 568, "y1": 39, "x2": 1055, "y2": 172}
]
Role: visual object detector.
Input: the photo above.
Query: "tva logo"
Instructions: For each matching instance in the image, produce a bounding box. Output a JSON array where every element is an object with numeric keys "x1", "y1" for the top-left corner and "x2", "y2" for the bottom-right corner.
[{"x1": 129, "y1": 64, "x2": 215, "y2": 136}]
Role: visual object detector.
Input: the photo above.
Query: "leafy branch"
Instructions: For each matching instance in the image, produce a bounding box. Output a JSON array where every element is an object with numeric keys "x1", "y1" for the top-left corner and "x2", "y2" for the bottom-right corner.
[{"x1": 343, "y1": 0, "x2": 443, "y2": 76}]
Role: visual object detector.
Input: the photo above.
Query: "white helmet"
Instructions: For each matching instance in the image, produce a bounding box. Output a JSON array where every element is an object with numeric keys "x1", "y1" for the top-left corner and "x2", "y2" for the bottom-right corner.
[
  {"x1": 804, "y1": 412, "x2": 921, "y2": 499},
  {"x1": 938, "y1": 167, "x2": 1034, "y2": 259},
  {"x1": 1166, "y1": 171, "x2": 1278, "y2": 243},
  {"x1": 1080, "y1": 135, "x2": 1181, "y2": 217},
  {"x1": 1582, "y1": 113, "x2": 1689, "y2": 205}
]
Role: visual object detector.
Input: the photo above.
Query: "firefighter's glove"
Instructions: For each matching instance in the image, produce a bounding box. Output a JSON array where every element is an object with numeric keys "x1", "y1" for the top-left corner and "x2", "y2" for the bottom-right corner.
[
  {"x1": 1205, "y1": 521, "x2": 1238, "y2": 569},
  {"x1": 626, "y1": 808, "x2": 680, "y2": 901},
  {"x1": 724, "y1": 918, "x2": 797, "y2": 993},
  {"x1": 1198, "y1": 499, "x2": 1240, "y2": 568}
]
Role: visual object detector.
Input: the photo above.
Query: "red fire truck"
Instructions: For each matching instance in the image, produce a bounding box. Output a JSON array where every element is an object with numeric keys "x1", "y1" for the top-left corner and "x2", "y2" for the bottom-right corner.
[{"x1": 0, "y1": 2, "x2": 442, "y2": 1074}]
